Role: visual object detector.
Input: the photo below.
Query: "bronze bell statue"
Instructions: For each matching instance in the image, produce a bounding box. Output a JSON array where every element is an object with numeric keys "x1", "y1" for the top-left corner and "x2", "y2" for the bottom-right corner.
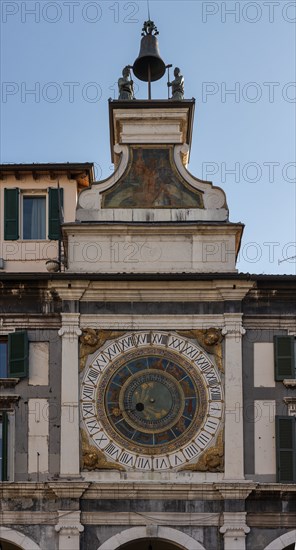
[{"x1": 133, "y1": 20, "x2": 166, "y2": 98}]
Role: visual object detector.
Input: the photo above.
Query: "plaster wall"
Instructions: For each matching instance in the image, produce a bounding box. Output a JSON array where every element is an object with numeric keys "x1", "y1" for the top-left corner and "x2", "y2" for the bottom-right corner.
[
  {"x1": 66, "y1": 230, "x2": 238, "y2": 274},
  {"x1": 29, "y1": 342, "x2": 49, "y2": 386},
  {"x1": 0, "y1": 174, "x2": 77, "y2": 272},
  {"x1": 14, "y1": 330, "x2": 61, "y2": 481},
  {"x1": 254, "y1": 400, "x2": 276, "y2": 475},
  {"x1": 28, "y1": 398, "x2": 49, "y2": 474},
  {"x1": 243, "y1": 328, "x2": 292, "y2": 482},
  {"x1": 254, "y1": 343, "x2": 275, "y2": 388}
]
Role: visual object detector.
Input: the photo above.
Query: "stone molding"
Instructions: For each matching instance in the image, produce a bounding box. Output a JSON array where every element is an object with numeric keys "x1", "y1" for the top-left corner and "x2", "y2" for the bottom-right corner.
[
  {"x1": 49, "y1": 279, "x2": 253, "y2": 304},
  {"x1": 248, "y1": 513, "x2": 296, "y2": 528},
  {"x1": 243, "y1": 316, "x2": 296, "y2": 330},
  {"x1": 81, "y1": 511, "x2": 220, "y2": 526},
  {"x1": 80, "y1": 313, "x2": 226, "y2": 331},
  {"x1": 0, "y1": 511, "x2": 57, "y2": 525},
  {"x1": 2, "y1": 481, "x2": 295, "y2": 501}
]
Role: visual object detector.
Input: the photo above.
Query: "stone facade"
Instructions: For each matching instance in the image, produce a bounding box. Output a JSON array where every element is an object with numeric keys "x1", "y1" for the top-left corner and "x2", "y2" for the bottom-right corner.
[{"x1": 0, "y1": 100, "x2": 296, "y2": 550}]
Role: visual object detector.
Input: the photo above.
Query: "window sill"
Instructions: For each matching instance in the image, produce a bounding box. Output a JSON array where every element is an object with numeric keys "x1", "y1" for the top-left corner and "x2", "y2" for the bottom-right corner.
[
  {"x1": 283, "y1": 379, "x2": 296, "y2": 388},
  {"x1": 0, "y1": 378, "x2": 20, "y2": 389}
]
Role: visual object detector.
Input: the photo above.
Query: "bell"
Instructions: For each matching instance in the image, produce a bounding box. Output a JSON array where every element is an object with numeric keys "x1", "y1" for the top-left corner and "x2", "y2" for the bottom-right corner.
[{"x1": 133, "y1": 33, "x2": 166, "y2": 83}]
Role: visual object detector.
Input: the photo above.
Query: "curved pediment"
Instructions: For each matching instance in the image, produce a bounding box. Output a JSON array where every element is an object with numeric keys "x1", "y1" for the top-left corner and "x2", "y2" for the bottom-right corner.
[
  {"x1": 101, "y1": 145, "x2": 204, "y2": 209},
  {"x1": 76, "y1": 144, "x2": 228, "y2": 222}
]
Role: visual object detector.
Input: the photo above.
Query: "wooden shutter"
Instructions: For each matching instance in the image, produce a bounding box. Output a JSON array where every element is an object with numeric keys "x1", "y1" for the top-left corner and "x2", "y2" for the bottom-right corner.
[
  {"x1": 274, "y1": 336, "x2": 295, "y2": 380},
  {"x1": 4, "y1": 188, "x2": 19, "y2": 240},
  {"x1": 276, "y1": 416, "x2": 296, "y2": 483},
  {"x1": 48, "y1": 187, "x2": 64, "y2": 240},
  {"x1": 8, "y1": 331, "x2": 29, "y2": 378},
  {"x1": 1, "y1": 412, "x2": 8, "y2": 481}
]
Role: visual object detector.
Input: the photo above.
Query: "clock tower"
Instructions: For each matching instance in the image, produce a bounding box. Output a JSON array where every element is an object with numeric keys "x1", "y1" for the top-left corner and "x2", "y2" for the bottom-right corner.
[{"x1": 52, "y1": 22, "x2": 253, "y2": 550}]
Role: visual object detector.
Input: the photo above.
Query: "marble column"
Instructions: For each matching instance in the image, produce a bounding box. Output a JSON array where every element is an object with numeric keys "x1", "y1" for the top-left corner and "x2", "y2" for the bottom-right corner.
[
  {"x1": 222, "y1": 313, "x2": 246, "y2": 480},
  {"x1": 58, "y1": 313, "x2": 82, "y2": 477}
]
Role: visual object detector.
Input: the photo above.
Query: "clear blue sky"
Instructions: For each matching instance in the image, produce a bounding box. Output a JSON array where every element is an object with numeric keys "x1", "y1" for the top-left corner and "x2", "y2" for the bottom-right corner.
[{"x1": 1, "y1": 0, "x2": 295, "y2": 274}]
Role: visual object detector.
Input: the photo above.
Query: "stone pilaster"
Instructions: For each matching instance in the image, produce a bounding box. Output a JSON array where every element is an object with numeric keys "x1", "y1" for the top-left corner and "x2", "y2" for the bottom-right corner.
[
  {"x1": 58, "y1": 313, "x2": 82, "y2": 477},
  {"x1": 55, "y1": 510, "x2": 84, "y2": 550},
  {"x1": 220, "y1": 512, "x2": 250, "y2": 550},
  {"x1": 222, "y1": 314, "x2": 246, "y2": 480}
]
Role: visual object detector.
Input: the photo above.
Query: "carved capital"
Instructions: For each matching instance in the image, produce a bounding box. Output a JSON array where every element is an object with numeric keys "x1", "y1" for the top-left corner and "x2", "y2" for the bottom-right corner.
[
  {"x1": 220, "y1": 512, "x2": 250, "y2": 535},
  {"x1": 58, "y1": 314, "x2": 82, "y2": 339},
  {"x1": 222, "y1": 314, "x2": 246, "y2": 338},
  {"x1": 55, "y1": 510, "x2": 84, "y2": 534}
]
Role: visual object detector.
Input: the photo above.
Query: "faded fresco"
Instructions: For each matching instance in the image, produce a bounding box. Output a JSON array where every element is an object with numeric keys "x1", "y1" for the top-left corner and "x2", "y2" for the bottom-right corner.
[{"x1": 102, "y1": 146, "x2": 204, "y2": 208}]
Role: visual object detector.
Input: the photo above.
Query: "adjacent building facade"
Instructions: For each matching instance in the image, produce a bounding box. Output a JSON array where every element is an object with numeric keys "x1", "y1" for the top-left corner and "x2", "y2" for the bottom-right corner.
[{"x1": 0, "y1": 99, "x2": 295, "y2": 550}]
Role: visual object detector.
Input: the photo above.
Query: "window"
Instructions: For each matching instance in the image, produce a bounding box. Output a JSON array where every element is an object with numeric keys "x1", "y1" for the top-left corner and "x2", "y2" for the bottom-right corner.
[
  {"x1": 23, "y1": 195, "x2": 46, "y2": 240},
  {"x1": 0, "y1": 332, "x2": 29, "y2": 379},
  {"x1": 0, "y1": 411, "x2": 8, "y2": 481},
  {"x1": 274, "y1": 336, "x2": 296, "y2": 381},
  {"x1": 276, "y1": 416, "x2": 296, "y2": 482},
  {"x1": 4, "y1": 187, "x2": 63, "y2": 241}
]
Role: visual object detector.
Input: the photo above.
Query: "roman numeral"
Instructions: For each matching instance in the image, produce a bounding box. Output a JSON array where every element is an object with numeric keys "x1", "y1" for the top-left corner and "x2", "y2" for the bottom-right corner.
[{"x1": 82, "y1": 385, "x2": 95, "y2": 401}]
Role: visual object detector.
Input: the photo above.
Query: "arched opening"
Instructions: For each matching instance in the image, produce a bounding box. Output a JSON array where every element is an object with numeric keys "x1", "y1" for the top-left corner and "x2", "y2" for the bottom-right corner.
[
  {"x1": 120, "y1": 540, "x2": 184, "y2": 550},
  {"x1": 0, "y1": 528, "x2": 41, "y2": 550},
  {"x1": 264, "y1": 530, "x2": 296, "y2": 550},
  {"x1": 98, "y1": 526, "x2": 206, "y2": 550},
  {"x1": 0, "y1": 542, "x2": 23, "y2": 550}
]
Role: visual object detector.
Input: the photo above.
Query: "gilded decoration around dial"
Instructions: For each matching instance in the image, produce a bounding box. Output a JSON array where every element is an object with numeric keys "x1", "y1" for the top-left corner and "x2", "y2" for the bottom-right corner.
[
  {"x1": 80, "y1": 429, "x2": 124, "y2": 471},
  {"x1": 80, "y1": 331, "x2": 224, "y2": 472},
  {"x1": 80, "y1": 329, "x2": 127, "y2": 371},
  {"x1": 181, "y1": 431, "x2": 224, "y2": 472},
  {"x1": 177, "y1": 329, "x2": 224, "y2": 373}
]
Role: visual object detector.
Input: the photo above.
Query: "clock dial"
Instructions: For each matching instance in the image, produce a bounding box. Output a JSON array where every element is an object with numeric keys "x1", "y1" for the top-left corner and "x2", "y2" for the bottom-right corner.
[{"x1": 81, "y1": 331, "x2": 224, "y2": 471}]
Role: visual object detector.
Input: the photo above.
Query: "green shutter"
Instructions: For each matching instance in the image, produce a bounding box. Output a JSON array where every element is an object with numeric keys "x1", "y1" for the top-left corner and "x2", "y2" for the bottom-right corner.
[
  {"x1": 4, "y1": 188, "x2": 19, "y2": 240},
  {"x1": 8, "y1": 331, "x2": 29, "y2": 378},
  {"x1": 48, "y1": 187, "x2": 64, "y2": 240},
  {"x1": 276, "y1": 416, "x2": 296, "y2": 483},
  {"x1": 274, "y1": 336, "x2": 295, "y2": 380},
  {"x1": 1, "y1": 412, "x2": 8, "y2": 481}
]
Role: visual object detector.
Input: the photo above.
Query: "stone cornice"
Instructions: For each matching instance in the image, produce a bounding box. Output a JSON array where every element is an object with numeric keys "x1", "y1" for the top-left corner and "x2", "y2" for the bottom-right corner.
[
  {"x1": 0, "y1": 482, "x2": 295, "y2": 501},
  {"x1": 81, "y1": 511, "x2": 220, "y2": 526},
  {"x1": 49, "y1": 279, "x2": 255, "y2": 304}
]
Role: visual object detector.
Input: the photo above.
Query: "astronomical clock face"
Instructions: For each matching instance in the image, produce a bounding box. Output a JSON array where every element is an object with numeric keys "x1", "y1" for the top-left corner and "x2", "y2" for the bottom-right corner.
[{"x1": 81, "y1": 331, "x2": 224, "y2": 472}]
